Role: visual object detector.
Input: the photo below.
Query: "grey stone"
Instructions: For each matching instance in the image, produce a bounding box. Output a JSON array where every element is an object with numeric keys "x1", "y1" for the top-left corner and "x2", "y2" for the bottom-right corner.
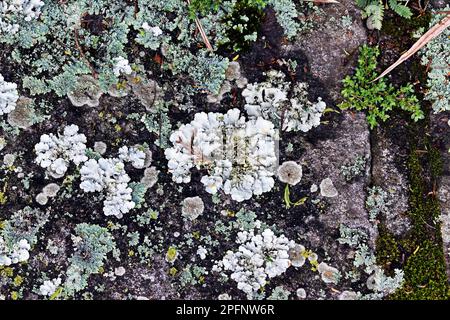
[
  {"x1": 283, "y1": 0, "x2": 367, "y2": 100},
  {"x1": 371, "y1": 126, "x2": 411, "y2": 236}
]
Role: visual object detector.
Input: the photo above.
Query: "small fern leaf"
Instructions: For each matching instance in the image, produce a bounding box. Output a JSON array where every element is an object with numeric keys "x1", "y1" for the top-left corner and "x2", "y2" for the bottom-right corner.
[
  {"x1": 365, "y1": 4, "x2": 384, "y2": 30},
  {"x1": 388, "y1": 0, "x2": 413, "y2": 19},
  {"x1": 355, "y1": 0, "x2": 369, "y2": 8}
]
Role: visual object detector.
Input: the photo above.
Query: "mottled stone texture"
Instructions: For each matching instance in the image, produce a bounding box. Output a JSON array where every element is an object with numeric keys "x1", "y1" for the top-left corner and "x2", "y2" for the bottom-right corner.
[
  {"x1": 300, "y1": 112, "x2": 376, "y2": 247},
  {"x1": 371, "y1": 126, "x2": 411, "y2": 236},
  {"x1": 285, "y1": 0, "x2": 376, "y2": 245},
  {"x1": 286, "y1": 0, "x2": 367, "y2": 100}
]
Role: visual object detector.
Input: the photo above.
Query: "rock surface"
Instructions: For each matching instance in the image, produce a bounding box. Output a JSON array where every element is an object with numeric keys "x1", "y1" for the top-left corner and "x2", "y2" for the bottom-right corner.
[
  {"x1": 286, "y1": 0, "x2": 367, "y2": 100},
  {"x1": 371, "y1": 125, "x2": 411, "y2": 236}
]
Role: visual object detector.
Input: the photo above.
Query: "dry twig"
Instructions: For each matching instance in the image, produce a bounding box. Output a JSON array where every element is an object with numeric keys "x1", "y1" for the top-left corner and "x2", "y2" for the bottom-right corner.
[
  {"x1": 186, "y1": 0, "x2": 213, "y2": 52},
  {"x1": 74, "y1": 29, "x2": 97, "y2": 78},
  {"x1": 373, "y1": 14, "x2": 450, "y2": 82}
]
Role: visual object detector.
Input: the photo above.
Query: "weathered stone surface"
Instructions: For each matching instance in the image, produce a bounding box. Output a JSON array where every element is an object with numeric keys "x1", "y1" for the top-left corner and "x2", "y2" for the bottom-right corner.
[
  {"x1": 285, "y1": 0, "x2": 368, "y2": 100},
  {"x1": 300, "y1": 112, "x2": 376, "y2": 247},
  {"x1": 371, "y1": 126, "x2": 411, "y2": 236},
  {"x1": 284, "y1": 0, "x2": 376, "y2": 248}
]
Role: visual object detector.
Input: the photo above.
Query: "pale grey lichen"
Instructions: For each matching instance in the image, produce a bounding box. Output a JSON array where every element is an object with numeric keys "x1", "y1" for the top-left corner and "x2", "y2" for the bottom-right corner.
[
  {"x1": 341, "y1": 155, "x2": 367, "y2": 182},
  {"x1": 67, "y1": 75, "x2": 103, "y2": 108},
  {"x1": 420, "y1": 6, "x2": 450, "y2": 112},
  {"x1": 296, "y1": 288, "x2": 306, "y2": 299},
  {"x1": 243, "y1": 70, "x2": 326, "y2": 132},
  {"x1": 42, "y1": 183, "x2": 60, "y2": 197},
  {"x1": 0, "y1": 206, "x2": 48, "y2": 266},
  {"x1": 140, "y1": 166, "x2": 159, "y2": 188},
  {"x1": 165, "y1": 108, "x2": 278, "y2": 202},
  {"x1": 7, "y1": 96, "x2": 36, "y2": 129},
  {"x1": 338, "y1": 224, "x2": 405, "y2": 299},
  {"x1": 317, "y1": 262, "x2": 341, "y2": 285},
  {"x1": 277, "y1": 161, "x2": 303, "y2": 186},
  {"x1": 35, "y1": 192, "x2": 48, "y2": 205},
  {"x1": 80, "y1": 158, "x2": 135, "y2": 218},
  {"x1": 130, "y1": 78, "x2": 163, "y2": 111},
  {"x1": 93, "y1": 141, "x2": 107, "y2": 155},
  {"x1": 207, "y1": 61, "x2": 248, "y2": 104},
  {"x1": 34, "y1": 124, "x2": 88, "y2": 178},
  {"x1": 0, "y1": 73, "x2": 19, "y2": 116},
  {"x1": 288, "y1": 244, "x2": 306, "y2": 267},
  {"x1": 366, "y1": 186, "x2": 391, "y2": 221},
  {"x1": 64, "y1": 223, "x2": 115, "y2": 295},
  {"x1": 181, "y1": 196, "x2": 205, "y2": 221},
  {"x1": 320, "y1": 178, "x2": 338, "y2": 198}
]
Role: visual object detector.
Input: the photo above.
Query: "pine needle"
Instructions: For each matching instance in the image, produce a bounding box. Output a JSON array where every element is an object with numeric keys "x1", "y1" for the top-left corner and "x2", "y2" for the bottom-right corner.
[
  {"x1": 186, "y1": 0, "x2": 214, "y2": 52},
  {"x1": 373, "y1": 14, "x2": 450, "y2": 82}
]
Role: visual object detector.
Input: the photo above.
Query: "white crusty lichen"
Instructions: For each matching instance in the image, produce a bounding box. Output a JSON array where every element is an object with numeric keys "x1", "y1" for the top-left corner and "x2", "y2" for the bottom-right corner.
[
  {"x1": 112, "y1": 56, "x2": 133, "y2": 76},
  {"x1": 142, "y1": 23, "x2": 163, "y2": 37},
  {"x1": 34, "y1": 124, "x2": 88, "y2": 178},
  {"x1": 242, "y1": 70, "x2": 326, "y2": 132},
  {"x1": 0, "y1": 237, "x2": 31, "y2": 266},
  {"x1": 165, "y1": 108, "x2": 278, "y2": 202},
  {"x1": 213, "y1": 225, "x2": 296, "y2": 298},
  {"x1": 80, "y1": 158, "x2": 135, "y2": 218},
  {"x1": 39, "y1": 277, "x2": 62, "y2": 297},
  {"x1": 0, "y1": 0, "x2": 44, "y2": 34},
  {"x1": 118, "y1": 144, "x2": 151, "y2": 169},
  {"x1": 0, "y1": 73, "x2": 18, "y2": 116}
]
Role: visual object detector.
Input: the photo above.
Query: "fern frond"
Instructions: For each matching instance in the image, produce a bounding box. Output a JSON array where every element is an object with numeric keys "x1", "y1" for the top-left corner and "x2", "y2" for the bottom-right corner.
[
  {"x1": 388, "y1": 0, "x2": 413, "y2": 19},
  {"x1": 365, "y1": 4, "x2": 384, "y2": 30},
  {"x1": 355, "y1": 0, "x2": 370, "y2": 8}
]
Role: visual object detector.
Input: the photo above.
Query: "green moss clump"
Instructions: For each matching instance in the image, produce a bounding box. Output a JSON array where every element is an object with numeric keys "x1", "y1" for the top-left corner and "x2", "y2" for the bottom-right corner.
[
  {"x1": 407, "y1": 144, "x2": 442, "y2": 237},
  {"x1": 375, "y1": 225, "x2": 401, "y2": 269},
  {"x1": 376, "y1": 141, "x2": 450, "y2": 300},
  {"x1": 392, "y1": 239, "x2": 449, "y2": 300},
  {"x1": 381, "y1": 13, "x2": 431, "y2": 38}
]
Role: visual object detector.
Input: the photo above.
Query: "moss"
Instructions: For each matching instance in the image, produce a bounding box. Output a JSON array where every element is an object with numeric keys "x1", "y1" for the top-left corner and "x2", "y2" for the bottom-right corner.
[
  {"x1": 429, "y1": 144, "x2": 443, "y2": 178},
  {"x1": 0, "y1": 183, "x2": 7, "y2": 205},
  {"x1": 392, "y1": 240, "x2": 449, "y2": 300},
  {"x1": 0, "y1": 266, "x2": 14, "y2": 278},
  {"x1": 376, "y1": 139, "x2": 450, "y2": 300},
  {"x1": 407, "y1": 143, "x2": 442, "y2": 237},
  {"x1": 10, "y1": 291, "x2": 19, "y2": 300},
  {"x1": 381, "y1": 13, "x2": 431, "y2": 38},
  {"x1": 375, "y1": 225, "x2": 401, "y2": 270}
]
